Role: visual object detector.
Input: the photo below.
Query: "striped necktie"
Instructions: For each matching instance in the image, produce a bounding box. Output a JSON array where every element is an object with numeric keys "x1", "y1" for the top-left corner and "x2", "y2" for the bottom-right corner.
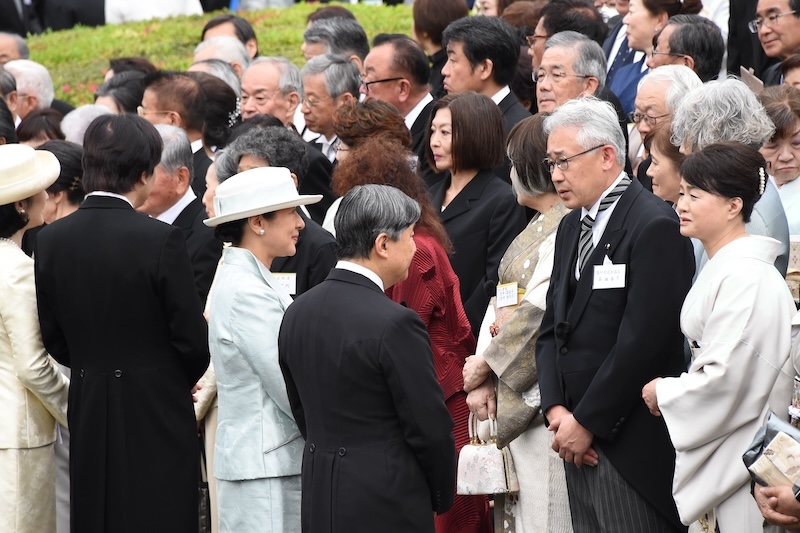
[{"x1": 577, "y1": 175, "x2": 631, "y2": 273}]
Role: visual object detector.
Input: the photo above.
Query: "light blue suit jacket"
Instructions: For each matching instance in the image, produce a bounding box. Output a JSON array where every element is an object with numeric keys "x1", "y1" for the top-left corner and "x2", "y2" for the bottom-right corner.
[{"x1": 208, "y1": 247, "x2": 304, "y2": 481}]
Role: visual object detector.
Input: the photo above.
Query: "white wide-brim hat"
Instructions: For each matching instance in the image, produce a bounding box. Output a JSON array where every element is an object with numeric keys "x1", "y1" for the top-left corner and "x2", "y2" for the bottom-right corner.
[
  {"x1": 204, "y1": 167, "x2": 322, "y2": 227},
  {"x1": 0, "y1": 144, "x2": 61, "y2": 205}
]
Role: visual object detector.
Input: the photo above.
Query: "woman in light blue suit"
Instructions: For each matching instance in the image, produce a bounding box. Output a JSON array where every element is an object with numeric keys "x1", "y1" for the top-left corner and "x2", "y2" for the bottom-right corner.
[{"x1": 204, "y1": 167, "x2": 322, "y2": 533}]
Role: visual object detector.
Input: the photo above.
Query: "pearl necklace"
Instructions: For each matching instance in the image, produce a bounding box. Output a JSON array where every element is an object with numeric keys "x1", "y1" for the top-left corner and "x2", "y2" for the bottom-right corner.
[{"x1": 0, "y1": 237, "x2": 20, "y2": 249}]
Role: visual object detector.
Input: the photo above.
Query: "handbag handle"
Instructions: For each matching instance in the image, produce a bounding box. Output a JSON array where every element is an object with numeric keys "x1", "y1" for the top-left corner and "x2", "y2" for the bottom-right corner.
[{"x1": 468, "y1": 412, "x2": 499, "y2": 445}]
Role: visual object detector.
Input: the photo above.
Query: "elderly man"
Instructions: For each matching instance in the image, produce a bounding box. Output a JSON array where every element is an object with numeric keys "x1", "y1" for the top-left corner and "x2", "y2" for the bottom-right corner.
[
  {"x1": 193, "y1": 36, "x2": 251, "y2": 79},
  {"x1": 671, "y1": 77, "x2": 790, "y2": 275},
  {"x1": 278, "y1": 184, "x2": 456, "y2": 532},
  {"x1": 0, "y1": 66, "x2": 18, "y2": 123},
  {"x1": 140, "y1": 71, "x2": 211, "y2": 197},
  {"x1": 536, "y1": 32, "x2": 606, "y2": 114},
  {"x1": 646, "y1": 15, "x2": 725, "y2": 82},
  {"x1": 533, "y1": 0, "x2": 609, "y2": 71},
  {"x1": 139, "y1": 124, "x2": 221, "y2": 304},
  {"x1": 536, "y1": 97, "x2": 693, "y2": 532},
  {"x1": 300, "y1": 54, "x2": 360, "y2": 164},
  {"x1": 4, "y1": 59, "x2": 53, "y2": 121},
  {"x1": 301, "y1": 17, "x2": 369, "y2": 70},
  {"x1": 754, "y1": 0, "x2": 800, "y2": 85},
  {"x1": 0, "y1": 31, "x2": 27, "y2": 65},
  {"x1": 362, "y1": 35, "x2": 443, "y2": 186}
]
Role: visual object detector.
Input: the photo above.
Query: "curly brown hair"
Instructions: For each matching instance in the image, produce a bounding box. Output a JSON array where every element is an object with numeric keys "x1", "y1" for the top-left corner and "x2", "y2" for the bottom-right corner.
[
  {"x1": 332, "y1": 136, "x2": 452, "y2": 252},
  {"x1": 332, "y1": 98, "x2": 412, "y2": 149}
]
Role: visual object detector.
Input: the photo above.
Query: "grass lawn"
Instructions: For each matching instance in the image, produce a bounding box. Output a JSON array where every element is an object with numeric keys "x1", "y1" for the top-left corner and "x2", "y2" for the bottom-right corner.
[{"x1": 27, "y1": 4, "x2": 413, "y2": 106}]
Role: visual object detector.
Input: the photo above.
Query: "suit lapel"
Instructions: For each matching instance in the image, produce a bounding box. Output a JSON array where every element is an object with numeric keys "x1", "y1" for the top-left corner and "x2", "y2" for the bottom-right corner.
[
  {"x1": 566, "y1": 179, "x2": 641, "y2": 327},
  {"x1": 438, "y1": 170, "x2": 494, "y2": 223},
  {"x1": 410, "y1": 100, "x2": 434, "y2": 155}
]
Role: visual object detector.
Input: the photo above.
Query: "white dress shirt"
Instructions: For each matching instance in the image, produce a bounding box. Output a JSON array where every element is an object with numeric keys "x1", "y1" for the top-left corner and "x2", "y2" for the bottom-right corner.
[
  {"x1": 335, "y1": 260, "x2": 384, "y2": 291},
  {"x1": 575, "y1": 171, "x2": 627, "y2": 280},
  {"x1": 490, "y1": 85, "x2": 511, "y2": 106},
  {"x1": 86, "y1": 191, "x2": 134, "y2": 208},
  {"x1": 156, "y1": 188, "x2": 196, "y2": 225},
  {"x1": 403, "y1": 93, "x2": 434, "y2": 131}
]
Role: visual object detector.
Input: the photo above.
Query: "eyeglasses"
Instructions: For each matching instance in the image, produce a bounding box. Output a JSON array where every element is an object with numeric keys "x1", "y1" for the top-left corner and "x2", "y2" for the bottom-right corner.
[
  {"x1": 543, "y1": 144, "x2": 605, "y2": 172},
  {"x1": 361, "y1": 77, "x2": 404, "y2": 93},
  {"x1": 748, "y1": 10, "x2": 797, "y2": 32},
  {"x1": 650, "y1": 46, "x2": 687, "y2": 58},
  {"x1": 627, "y1": 111, "x2": 671, "y2": 126},
  {"x1": 525, "y1": 34, "x2": 550, "y2": 47},
  {"x1": 535, "y1": 69, "x2": 591, "y2": 84},
  {"x1": 301, "y1": 95, "x2": 331, "y2": 109},
  {"x1": 137, "y1": 106, "x2": 173, "y2": 117}
]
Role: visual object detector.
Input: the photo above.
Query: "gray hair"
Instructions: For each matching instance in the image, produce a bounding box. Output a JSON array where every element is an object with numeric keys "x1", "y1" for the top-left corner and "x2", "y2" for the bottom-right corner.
[
  {"x1": 214, "y1": 149, "x2": 233, "y2": 184},
  {"x1": 0, "y1": 32, "x2": 29, "y2": 59},
  {"x1": 335, "y1": 184, "x2": 421, "y2": 260},
  {"x1": 4, "y1": 59, "x2": 54, "y2": 108},
  {"x1": 545, "y1": 31, "x2": 607, "y2": 93},
  {"x1": 0, "y1": 67, "x2": 16, "y2": 97},
  {"x1": 543, "y1": 96, "x2": 626, "y2": 166},
  {"x1": 638, "y1": 65, "x2": 702, "y2": 112},
  {"x1": 301, "y1": 54, "x2": 361, "y2": 99},
  {"x1": 194, "y1": 36, "x2": 251, "y2": 71},
  {"x1": 61, "y1": 104, "x2": 113, "y2": 145},
  {"x1": 303, "y1": 18, "x2": 369, "y2": 62},
  {"x1": 191, "y1": 59, "x2": 241, "y2": 97},
  {"x1": 249, "y1": 56, "x2": 303, "y2": 98},
  {"x1": 154, "y1": 124, "x2": 194, "y2": 181},
  {"x1": 671, "y1": 77, "x2": 775, "y2": 152},
  {"x1": 216, "y1": 127, "x2": 309, "y2": 182}
]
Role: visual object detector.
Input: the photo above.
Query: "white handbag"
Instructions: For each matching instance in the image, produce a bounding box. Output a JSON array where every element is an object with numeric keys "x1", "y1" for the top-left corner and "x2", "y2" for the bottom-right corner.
[{"x1": 456, "y1": 413, "x2": 519, "y2": 495}]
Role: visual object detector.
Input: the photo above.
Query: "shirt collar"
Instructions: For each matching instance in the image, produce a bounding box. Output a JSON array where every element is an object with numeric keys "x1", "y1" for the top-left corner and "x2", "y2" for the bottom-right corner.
[
  {"x1": 335, "y1": 260, "x2": 384, "y2": 291},
  {"x1": 156, "y1": 188, "x2": 196, "y2": 225},
  {"x1": 190, "y1": 138, "x2": 204, "y2": 154},
  {"x1": 581, "y1": 170, "x2": 627, "y2": 219},
  {"x1": 490, "y1": 86, "x2": 511, "y2": 105},
  {"x1": 404, "y1": 93, "x2": 434, "y2": 130},
  {"x1": 86, "y1": 191, "x2": 134, "y2": 208}
]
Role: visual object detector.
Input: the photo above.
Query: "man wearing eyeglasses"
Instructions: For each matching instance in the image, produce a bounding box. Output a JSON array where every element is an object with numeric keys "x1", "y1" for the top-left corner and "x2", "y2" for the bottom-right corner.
[
  {"x1": 646, "y1": 15, "x2": 725, "y2": 82},
  {"x1": 753, "y1": 0, "x2": 800, "y2": 85},
  {"x1": 536, "y1": 96, "x2": 693, "y2": 533}
]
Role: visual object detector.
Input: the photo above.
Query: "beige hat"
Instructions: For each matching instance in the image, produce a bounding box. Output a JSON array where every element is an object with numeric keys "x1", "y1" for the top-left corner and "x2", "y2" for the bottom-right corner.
[
  {"x1": 0, "y1": 144, "x2": 61, "y2": 205},
  {"x1": 204, "y1": 167, "x2": 322, "y2": 227}
]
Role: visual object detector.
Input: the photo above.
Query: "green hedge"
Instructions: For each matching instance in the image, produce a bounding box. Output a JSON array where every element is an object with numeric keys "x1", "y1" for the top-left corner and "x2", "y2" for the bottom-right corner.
[{"x1": 27, "y1": 4, "x2": 413, "y2": 106}]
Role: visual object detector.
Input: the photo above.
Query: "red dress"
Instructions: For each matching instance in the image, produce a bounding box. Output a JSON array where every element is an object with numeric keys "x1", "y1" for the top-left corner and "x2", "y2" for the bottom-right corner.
[{"x1": 386, "y1": 231, "x2": 492, "y2": 533}]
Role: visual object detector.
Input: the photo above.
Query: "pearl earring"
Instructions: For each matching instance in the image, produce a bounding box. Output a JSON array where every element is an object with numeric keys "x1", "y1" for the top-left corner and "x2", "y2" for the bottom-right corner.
[{"x1": 259, "y1": 229, "x2": 265, "y2": 235}]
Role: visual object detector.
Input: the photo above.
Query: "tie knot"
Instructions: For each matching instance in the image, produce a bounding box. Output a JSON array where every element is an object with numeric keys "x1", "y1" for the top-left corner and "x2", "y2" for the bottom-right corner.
[{"x1": 581, "y1": 214, "x2": 595, "y2": 230}]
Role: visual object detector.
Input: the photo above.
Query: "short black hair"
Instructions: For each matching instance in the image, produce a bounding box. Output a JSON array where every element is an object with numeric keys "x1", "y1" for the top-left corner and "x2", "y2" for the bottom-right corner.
[
  {"x1": 680, "y1": 142, "x2": 765, "y2": 223},
  {"x1": 442, "y1": 17, "x2": 520, "y2": 87},
  {"x1": 82, "y1": 114, "x2": 163, "y2": 194},
  {"x1": 0, "y1": 97, "x2": 16, "y2": 144},
  {"x1": 16, "y1": 108, "x2": 64, "y2": 145},
  {"x1": 185, "y1": 71, "x2": 239, "y2": 149},
  {"x1": 202, "y1": 14, "x2": 258, "y2": 56},
  {"x1": 39, "y1": 140, "x2": 85, "y2": 206},
  {"x1": 0, "y1": 203, "x2": 27, "y2": 238},
  {"x1": 666, "y1": 15, "x2": 725, "y2": 83},
  {"x1": 94, "y1": 71, "x2": 146, "y2": 114},
  {"x1": 108, "y1": 57, "x2": 157, "y2": 77},
  {"x1": 143, "y1": 71, "x2": 206, "y2": 133},
  {"x1": 373, "y1": 35, "x2": 430, "y2": 87},
  {"x1": 539, "y1": 0, "x2": 608, "y2": 45}
]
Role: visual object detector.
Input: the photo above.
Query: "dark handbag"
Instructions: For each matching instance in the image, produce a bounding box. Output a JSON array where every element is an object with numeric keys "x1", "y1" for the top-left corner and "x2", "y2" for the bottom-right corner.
[
  {"x1": 742, "y1": 411, "x2": 800, "y2": 488},
  {"x1": 199, "y1": 434, "x2": 211, "y2": 533}
]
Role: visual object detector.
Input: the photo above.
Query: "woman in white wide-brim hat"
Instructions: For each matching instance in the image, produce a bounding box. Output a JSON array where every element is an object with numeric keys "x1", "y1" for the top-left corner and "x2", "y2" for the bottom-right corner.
[
  {"x1": 0, "y1": 143, "x2": 70, "y2": 533},
  {"x1": 204, "y1": 167, "x2": 321, "y2": 533}
]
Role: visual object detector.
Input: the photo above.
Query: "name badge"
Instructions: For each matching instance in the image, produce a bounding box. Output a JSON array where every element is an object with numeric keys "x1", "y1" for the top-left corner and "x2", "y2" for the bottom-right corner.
[
  {"x1": 593, "y1": 256, "x2": 626, "y2": 289},
  {"x1": 273, "y1": 273, "x2": 297, "y2": 295},
  {"x1": 496, "y1": 282, "x2": 519, "y2": 308}
]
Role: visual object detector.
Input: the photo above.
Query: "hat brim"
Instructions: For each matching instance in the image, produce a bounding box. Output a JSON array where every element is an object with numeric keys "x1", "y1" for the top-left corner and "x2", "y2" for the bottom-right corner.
[
  {"x1": 203, "y1": 194, "x2": 323, "y2": 227},
  {"x1": 0, "y1": 151, "x2": 61, "y2": 205}
]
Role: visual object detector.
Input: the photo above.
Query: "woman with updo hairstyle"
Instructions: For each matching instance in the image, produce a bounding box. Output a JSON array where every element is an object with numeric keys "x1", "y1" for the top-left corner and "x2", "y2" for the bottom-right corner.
[
  {"x1": 642, "y1": 142, "x2": 796, "y2": 531},
  {"x1": 38, "y1": 140, "x2": 84, "y2": 224},
  {"x1": 759, "y1": 84, "x2": 800, "y2": 234},
  {"x1": 612, "y1": 0, "x2": 702, "y2": 113},
  {"x1": 462, "y1": 114, "x2": 572, "y2": 532},
  {"x1": 332, "y1": 136, "x2": 492, "y2": 533},
  {"x1": 94, "y1": 71, "x2": 146, "y2": 114},
  {"x1": 427, "y1": 92, "x2": 527, "y2": 334},
  {"x1": 186, "y1": 71, "x2": 240, "y2": 157},
  {"x1": 643, "y1": 121, "x2": 684, "y2": 206},
  {"x1": 16, "y1": 108, "x2": 65, "y2": 148}
]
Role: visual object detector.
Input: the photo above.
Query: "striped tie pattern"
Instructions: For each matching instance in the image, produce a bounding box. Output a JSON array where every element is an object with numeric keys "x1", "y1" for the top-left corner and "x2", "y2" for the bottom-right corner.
[{"x1": 577, "y1": 176, "x2": 631, "y2": 273}]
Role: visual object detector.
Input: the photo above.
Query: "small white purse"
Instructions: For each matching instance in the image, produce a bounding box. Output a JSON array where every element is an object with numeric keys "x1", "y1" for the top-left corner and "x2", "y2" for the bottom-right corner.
[{"x1": 456, "y1": 413, "x2": 519, "y2": 495}]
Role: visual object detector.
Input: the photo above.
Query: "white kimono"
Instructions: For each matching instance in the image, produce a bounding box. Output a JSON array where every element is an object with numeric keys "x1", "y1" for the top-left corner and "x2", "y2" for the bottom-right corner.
[
  {"x1": 774, "y1": 175, "x2": 800, "y2": 236},
  {"x1": 656, "y1": 236, "x2": 796, "y2": 528}
]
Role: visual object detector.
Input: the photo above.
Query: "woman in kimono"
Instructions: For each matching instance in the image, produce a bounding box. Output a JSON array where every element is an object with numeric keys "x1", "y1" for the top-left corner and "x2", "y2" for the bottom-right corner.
[
  {"x1": 205, "y1": 167, "x2": 321, "y2": 533},
  {"x1": 642, "y1": 142, "x2": 796, "y2": 532}
]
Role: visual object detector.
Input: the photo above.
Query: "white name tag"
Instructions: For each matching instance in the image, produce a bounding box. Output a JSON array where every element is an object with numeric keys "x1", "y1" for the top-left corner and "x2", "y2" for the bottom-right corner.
[
  {"x1": 273, "y1": 273, "x2": 297, "y2": 295},
  {"x1": 593, "y1": 256, "x2": 626, "y2": 289},
  {"x1": 496, "y1": 282, "x2": 519, "y2": 308}
]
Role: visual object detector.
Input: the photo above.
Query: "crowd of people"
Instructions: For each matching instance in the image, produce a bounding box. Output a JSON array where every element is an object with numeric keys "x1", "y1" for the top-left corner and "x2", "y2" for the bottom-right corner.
[{"x1": 3, "y1": 1, "x2": 800, "y2": 532}]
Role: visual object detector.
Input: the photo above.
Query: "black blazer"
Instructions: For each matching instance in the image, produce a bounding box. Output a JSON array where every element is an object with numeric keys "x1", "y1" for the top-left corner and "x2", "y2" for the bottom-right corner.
[
  {"x1": 536, "y1": 179, "x2": 694, "y2": 531},
  {"x1": 271, "y1": 210, "x2": 337, "y2": 297},
  {"x1": 494, "y1": 91, "x2": 532, "y2": 184},
  {"x1": 429, "y1": 169, "x2": 527, "y2": 333},
  {"x1": 192, "y1": 149, "x2": 212, "y2": 199},
  {"x1": 278, "y1": 268, "x2": 456, "y2": 532},
  {"x1": 172, "y1": 197, "x2": 222, "y2": 304},
  {"x1": 429, "y1": 48, "x2": 447, "y2": 99},
  {"x1": 34, "y1": 195, "x2": 209, "y2": 533},
  {"x1": 302, "y1": 141, "x2": 337, "y2": 224}
]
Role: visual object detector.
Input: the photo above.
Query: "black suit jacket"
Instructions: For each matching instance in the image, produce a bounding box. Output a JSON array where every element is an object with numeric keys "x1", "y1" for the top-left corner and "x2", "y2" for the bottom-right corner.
[
  {"x1": 172, "y1": 197, "x2": 222, "y2": 304},
  {"x1": 271, "y1": 210, "x2": 337, "y2": 297},
  {"x1": 41, "y1": 0, "x2": 104, "y2": 30},
  {"x1": 278, "y1": 268, "x2": 456, "y2": 532},
  {"x1": 429, "y1": 49, "x2": 447, "y2": 99},
  {"x1": 302, "y1": 141, "x2": 337, "y2": 224},
  {"x1": 494, "y1": 91, "x2": 532, "y2": 184},
  {"x1": 536, "y1": 179, "x2": 693, "y2": 530},
  {"x1": 430, "y1": 169, "x2": 527, "y2": 333},
  {"x1": 34, "y1": 195, "x2": 209, "y2": 533},
  {"x1": 192, "y1": 149, "x2": 212, "y2": 199}
]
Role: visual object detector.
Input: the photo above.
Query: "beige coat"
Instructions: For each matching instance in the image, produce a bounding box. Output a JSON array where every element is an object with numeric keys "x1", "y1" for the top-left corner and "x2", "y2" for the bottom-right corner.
[{"x1": 0, "y1": 241, "x2": 68, "y2": 450}]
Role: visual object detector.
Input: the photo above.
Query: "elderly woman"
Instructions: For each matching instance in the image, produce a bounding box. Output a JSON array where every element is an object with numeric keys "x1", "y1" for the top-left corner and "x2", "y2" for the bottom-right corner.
[
  {"x1": 427, "y1": 92, "x2": 527, "y2": 333},
  {"x1": 463, "y1": 115, "x2": 572, "y2": 533},
  {"x1": 642, "y1": 143, "x2": 796, "y2": 531},
  {"x1": 759, "y1": 84, "x2": 800, "y2": 234},
  {"x1": 643, "y1": 122, "x2": 684, "y2": 206},
  {"x1": 333, "y1": 137, "x2": 491, "y2": 533},
  {"x1": 205, "y1": 167, "x2": 321, "y2": 533},
  {"x1": 0, "y1": 143, "x2": 69, "y2": 533}
]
